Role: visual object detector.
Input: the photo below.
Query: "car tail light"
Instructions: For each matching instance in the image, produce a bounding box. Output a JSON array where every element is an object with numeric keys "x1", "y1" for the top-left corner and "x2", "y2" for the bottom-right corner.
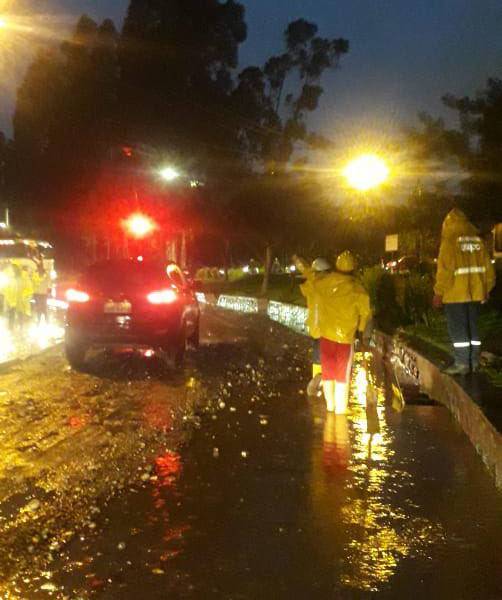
[
  {"x1": 147, "y1": 289, "x2": 177, "y2": 305},
  {"x1": 66, "y1": 289, "x2": 90, "y2": 303}
]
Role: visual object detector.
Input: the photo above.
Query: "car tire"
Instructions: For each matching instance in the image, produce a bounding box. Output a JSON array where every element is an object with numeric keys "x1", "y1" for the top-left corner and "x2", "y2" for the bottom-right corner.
[
  {"x1": 174, "y1": 338, "x2": 186, "y2": 368},
  {"x1": 163, "y1": 324, "x2": 186, "y2": 370},
  {"x1": 187, "y1": 320, "x2": 200, "y2": 351},
  {"x1": 65, "y1": 340, "x2": 87, "y2": 371}
]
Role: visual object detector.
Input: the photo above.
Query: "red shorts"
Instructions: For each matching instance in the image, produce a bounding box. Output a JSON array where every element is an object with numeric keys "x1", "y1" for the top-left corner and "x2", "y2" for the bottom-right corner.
[{"x1": 320, "y1": 339, "x2": 354, "y2": 383}]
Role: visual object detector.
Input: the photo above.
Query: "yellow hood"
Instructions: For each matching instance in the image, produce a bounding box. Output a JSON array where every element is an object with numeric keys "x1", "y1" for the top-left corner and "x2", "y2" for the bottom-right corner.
[{"x1": 441, "y1": 209, "x2": 478, "y2": 240}]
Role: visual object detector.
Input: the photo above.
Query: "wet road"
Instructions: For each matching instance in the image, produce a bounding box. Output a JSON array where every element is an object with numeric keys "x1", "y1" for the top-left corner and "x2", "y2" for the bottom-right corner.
[
  {"x1": 2, "y1": 307, "x2": 502, "y2": 599},
  {"x1": 0, "y1": 318, "x2": 64, "y2": 365}
]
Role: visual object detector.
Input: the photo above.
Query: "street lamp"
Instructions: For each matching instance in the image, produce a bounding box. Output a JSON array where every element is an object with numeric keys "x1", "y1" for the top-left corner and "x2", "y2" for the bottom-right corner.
[
  {"x1": 343, "y1": 154, "x2": 390, "y2": 192},
  {"x1": 159, "y1": 166, "x2": 180, "y2": 183},
  {"x1": 0, "y1": 17, "x2": 7, "y2": 30}
]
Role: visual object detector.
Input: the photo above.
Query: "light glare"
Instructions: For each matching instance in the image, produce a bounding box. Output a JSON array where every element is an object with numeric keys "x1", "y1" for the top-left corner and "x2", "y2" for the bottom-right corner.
[
  {"x1": 344, "y1": 154, "x2": 390, "y2": 191},
  {"x1": 147, "y1": 289, "x2": 177, "y2": 304},
  {"x1": 66, "y1": 289, "x2": 90, "y2": 303},
  {"x1": 124, "y1": 213, "x2": 156, "y2": 238},
  {"x1": 159, "y1": 167, "x2": 180, "y2": 182}
]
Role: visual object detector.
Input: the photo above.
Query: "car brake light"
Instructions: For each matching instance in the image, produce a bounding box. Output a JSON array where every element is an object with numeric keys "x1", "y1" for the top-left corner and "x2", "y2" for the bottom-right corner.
[
  {"x1": 66, "y1": 289, "x2": 90, "y2": 303},
  {"x1": 147, "y1": 289, "x2": 177, "y2": 305}
]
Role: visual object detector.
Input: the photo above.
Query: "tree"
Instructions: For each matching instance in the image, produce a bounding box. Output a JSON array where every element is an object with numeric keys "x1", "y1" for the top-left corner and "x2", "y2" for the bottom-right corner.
[
  {"x1": 120, "y1": 0, "x2": 248, "y2": 177},
  {"x1": 10, "y1": 4, "x2": 350, "y2": 274},
  {"x1": 12, "y1": 15, "x2": 120, "y2": 226},
  {"x1": 407, "y1": 78, "x2": 502, "y2": 224},
  {"x1": 232, "y1": 19, "x2": 349, "y2": 170}
]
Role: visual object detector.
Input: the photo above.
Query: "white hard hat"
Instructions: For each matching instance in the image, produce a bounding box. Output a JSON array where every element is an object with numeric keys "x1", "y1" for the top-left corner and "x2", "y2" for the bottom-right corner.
[{"x1": 312, "y1": 257, "x2": 331, "y2": 272}]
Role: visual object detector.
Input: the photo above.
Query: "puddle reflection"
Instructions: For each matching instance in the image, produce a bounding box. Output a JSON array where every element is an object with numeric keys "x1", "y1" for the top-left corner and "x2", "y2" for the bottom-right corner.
[{"x1": 329, "y1": 353, "x2": 444, "y2": 592}]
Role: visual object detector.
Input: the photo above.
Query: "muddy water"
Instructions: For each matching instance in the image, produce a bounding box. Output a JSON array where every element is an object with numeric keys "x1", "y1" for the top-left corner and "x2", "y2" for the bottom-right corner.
[{"x1": 16, "y1": 312, "x2": 502, "y2": 599}]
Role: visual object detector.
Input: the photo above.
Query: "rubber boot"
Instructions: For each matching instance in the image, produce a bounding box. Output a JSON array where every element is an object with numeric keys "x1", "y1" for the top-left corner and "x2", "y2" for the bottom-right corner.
[
  {"x1": 334, "y1": 382, "x2": 349, "y2": 414},
  {"x1": 323, "y1": 380, "x2": 336, "y2": 412}
]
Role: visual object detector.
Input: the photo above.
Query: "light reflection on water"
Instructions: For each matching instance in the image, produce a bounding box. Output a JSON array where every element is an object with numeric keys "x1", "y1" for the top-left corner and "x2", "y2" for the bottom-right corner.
[
  {"x1": 0, "y1": 318, "x2": 64, "y2": 363},
  {"x1": 317, "y1": 353, "x2": 445, "y2": 593}
]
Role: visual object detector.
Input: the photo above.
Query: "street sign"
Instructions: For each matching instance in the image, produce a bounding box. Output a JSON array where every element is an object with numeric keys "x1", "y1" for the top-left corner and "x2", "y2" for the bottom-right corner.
[{"x1": 385, "y1": 234, "x2": 399, "y2": 253}]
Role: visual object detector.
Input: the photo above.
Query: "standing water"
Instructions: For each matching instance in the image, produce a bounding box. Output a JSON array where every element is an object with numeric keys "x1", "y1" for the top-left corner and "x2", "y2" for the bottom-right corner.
[{"x1": 18, "y1": 338, "x2": 502, "y2": 599}]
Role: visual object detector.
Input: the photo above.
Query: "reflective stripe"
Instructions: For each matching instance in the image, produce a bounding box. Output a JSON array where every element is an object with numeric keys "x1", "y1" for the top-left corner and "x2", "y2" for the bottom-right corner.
[
  {"x1": 454, "y1": 266, "x2": 486, "y2": 275},
  {"x1": 453, "y1": 342, "x2": 470, "y2": 348},
  {"x1": 458, "y1": 236, "x2": 481, "y2": 243},
  {"x1": 471, "y1": 341, "x2": 482, "y2": 346}
]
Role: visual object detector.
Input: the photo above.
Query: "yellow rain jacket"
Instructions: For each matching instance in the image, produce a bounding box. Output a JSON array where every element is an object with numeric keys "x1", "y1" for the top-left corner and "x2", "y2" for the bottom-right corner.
[
  {"x1": 312, "y1": 272, "x2": 372, "y2": 344},
  {"x1": 33, "y1": 270, "x2": 51, "y2": 295},
  {"x1": 299, "y1": 267, "x2": 329, "y2": 339},
  {"x1": 434, "y1": 209, "x2": 496, "y2": 304},
  {"x1": 4, "y1": 266, "x2": 34, "y2": 316}
]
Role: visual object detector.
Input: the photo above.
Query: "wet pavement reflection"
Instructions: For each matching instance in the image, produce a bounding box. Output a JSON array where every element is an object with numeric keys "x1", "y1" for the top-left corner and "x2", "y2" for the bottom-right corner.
[
  {"x1": 0, "y1": 317, "x2": 64, "y2": 364},
  {"x1": 10, "y1": 314, "x2": 502, "y2": 599}
]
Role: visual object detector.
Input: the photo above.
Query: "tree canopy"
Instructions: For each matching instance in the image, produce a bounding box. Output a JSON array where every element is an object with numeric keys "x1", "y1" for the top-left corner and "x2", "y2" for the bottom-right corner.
[
  {"x1": 407, "y1": 77, "x2": 502, "y2": 223},
  {"x1": 7, "y1": 1, "x2": 350, "y2": 266}
]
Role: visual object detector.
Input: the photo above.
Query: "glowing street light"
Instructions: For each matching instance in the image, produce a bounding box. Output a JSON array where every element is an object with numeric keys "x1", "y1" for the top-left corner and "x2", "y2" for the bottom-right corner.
[
  {"x1": 159, "y1": 166, "x2": 180, "y2": 182},
  {"x1": 343, "y1": 154, "x2": 390, "y2": 192},
  {"x1": 0, "y1": 17, "x2": 8, "y2": 30},
  {"x1": 123, "y1": 213, "x2": 157, "y2": 239}
]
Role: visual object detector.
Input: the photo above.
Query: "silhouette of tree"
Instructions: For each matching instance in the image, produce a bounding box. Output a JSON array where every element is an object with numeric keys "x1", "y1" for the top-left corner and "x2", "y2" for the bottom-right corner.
[
  {"x1": 12, "y1": 15, "x2": 119, "y2": 223},
  {"x1": 407, "y1": 78, "x2": 502, "y2": 223},
  {"x1": 9, "y1": 3, "x2": 349, "y2": 274}
]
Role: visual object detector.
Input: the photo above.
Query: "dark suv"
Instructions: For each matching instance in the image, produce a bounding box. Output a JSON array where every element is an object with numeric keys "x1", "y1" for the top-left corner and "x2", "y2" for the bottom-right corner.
[{"x1": 65, "y1": 259, "x2": 199, "y2": 370}]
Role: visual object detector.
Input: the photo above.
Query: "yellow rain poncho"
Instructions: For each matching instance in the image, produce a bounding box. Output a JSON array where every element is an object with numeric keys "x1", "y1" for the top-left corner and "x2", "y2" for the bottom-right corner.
[
  {"x1": 312, "y1": 272, "x2": 372, "y2": 344},
  {"x1": 434, "y1": 209, "x2": 496, "y2": 304},
  {"x1": 299, "y1": 267, "x2": 330, "y2": 339},
  {"x1": 4, "y1": 265, "x2": 34, "y2": 316}
]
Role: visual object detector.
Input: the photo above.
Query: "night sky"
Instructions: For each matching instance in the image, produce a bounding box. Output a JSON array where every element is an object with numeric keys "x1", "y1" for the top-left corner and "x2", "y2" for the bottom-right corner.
[{"x1": 2, "y1": 0, "x2": 502, "y2": 139}]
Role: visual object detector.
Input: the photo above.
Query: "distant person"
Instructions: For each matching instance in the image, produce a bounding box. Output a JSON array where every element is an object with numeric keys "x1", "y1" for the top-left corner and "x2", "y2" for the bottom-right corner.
[
  {"x1": 433, "y1": 208, "x2": 496, "y2": 375},
  {"x1": 294, "y1": 256, "x2": 332, "y2": 396},
  {"x1": 33, "y1": 262, "x2": 51, "y2": 324},
  {"x1": 312, "y1": 251, "x2": 372, "y2": 414},
  {"x1": 271, "y1": 258, "x2": 282, "y2": 274},
  {"x1": 4, "y1": 263, "x2": 34, "y2": 332}
]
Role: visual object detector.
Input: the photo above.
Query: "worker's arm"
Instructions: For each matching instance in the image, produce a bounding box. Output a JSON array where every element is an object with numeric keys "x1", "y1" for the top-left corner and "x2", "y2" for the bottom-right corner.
[
  {"x1": 358, "y1": 292, "x2": 373, "y2": 342},
  {"x1": 292, "y1": 255, "x2": 315, "y2": 280},
  {"x1": 434, "y1": 240, "x2": 455, "y2": 300},
  {"x1": 485, "y1": 249, "x2": 496, "y2": 296}
]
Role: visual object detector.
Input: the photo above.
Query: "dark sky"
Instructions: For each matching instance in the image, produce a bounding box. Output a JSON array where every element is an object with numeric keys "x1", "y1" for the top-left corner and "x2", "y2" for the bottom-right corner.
[{"x1": 2, "y1": 0, "x2": 502, "y2": 138}]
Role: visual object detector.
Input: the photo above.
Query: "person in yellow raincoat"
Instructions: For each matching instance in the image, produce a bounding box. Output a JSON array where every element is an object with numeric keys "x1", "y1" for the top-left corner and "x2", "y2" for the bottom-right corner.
[
  {"x1": 312, "y1": 251, "x2": 372, "y2": 414},
  {"x1": 294, "y1": 256, "x2": 332, "y2": 396},
  {"x1": 32, "y1": 262, "x2": 51, "y2": 324},
  {"x1": 433, "y1": 208, "x2": 496, "y2": 375},
  {"x1": 4, "y1": 263, "x2": 34, "y2": 332}
]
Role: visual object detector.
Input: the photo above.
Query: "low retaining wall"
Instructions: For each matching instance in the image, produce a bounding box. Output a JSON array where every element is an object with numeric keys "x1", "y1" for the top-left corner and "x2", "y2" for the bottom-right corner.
[
  {"x1": 216, "y1": 295, "x2": 259, "y2": 314},
  {"x1": 267, "y1": 301, "x2": 308, "y2": 335},
  {"x1": 212, "y1": 293, "x2": 502, "y2": 490},
  {"x1": 375, "y1": 332, "x2": 502, "y2": 489}
]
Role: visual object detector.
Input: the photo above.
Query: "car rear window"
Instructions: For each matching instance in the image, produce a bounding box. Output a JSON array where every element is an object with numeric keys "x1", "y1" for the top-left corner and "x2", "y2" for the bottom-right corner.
[{"x1": 83, "y1": 261, "x2": 170, "y2": 289}]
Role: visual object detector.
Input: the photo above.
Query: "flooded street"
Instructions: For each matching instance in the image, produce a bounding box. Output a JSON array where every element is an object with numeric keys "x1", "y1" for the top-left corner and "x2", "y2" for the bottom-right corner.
[{"x1": 3, "y1": 308, "x2": 502, "y2": 599}]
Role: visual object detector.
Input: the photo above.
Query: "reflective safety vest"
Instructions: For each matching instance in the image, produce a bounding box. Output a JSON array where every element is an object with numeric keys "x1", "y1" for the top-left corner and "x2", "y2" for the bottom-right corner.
[{"x1": 434, "y1": 210, "x2": 496, "y2": 304}]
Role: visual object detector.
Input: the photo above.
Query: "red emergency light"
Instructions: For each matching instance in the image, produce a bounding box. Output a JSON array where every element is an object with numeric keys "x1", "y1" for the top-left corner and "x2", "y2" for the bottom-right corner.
[{"x1": 123, "y1": 213, "x2": 157, "y2": 239}]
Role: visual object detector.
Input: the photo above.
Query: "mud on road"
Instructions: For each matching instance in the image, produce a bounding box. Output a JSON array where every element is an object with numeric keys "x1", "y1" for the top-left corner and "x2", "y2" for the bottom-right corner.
[{"x1": 0, "y1": 307, "x2": 309, "y2": 597}]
